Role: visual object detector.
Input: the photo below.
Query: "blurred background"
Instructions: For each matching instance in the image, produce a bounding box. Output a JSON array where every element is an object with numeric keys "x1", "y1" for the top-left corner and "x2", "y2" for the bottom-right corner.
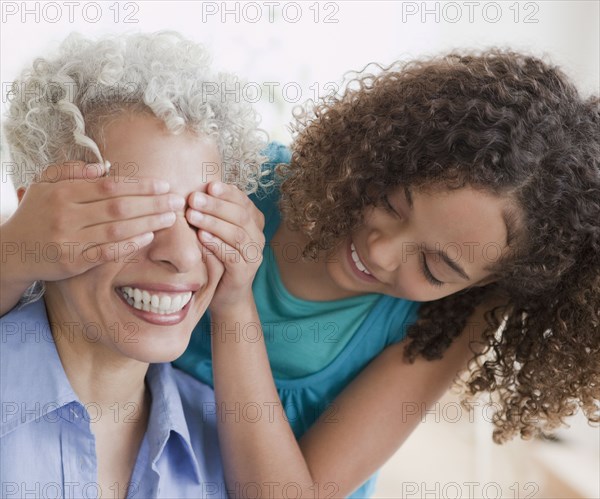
[{"x1": 1, "y1": 1, "x2": 599, "y2": 497}]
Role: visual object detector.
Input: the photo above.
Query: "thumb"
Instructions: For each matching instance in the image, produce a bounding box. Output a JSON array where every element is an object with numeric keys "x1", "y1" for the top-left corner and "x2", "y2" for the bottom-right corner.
[{"x1": 200, "y1": 242, "x2": 225, "y2": 286}]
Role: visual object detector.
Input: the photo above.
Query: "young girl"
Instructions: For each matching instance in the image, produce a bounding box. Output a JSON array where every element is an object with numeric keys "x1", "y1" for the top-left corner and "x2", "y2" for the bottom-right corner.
[
  {"x1": 177, "y1": 48, "x2": 600, "y2": 498},
  {"x1": 2, "y1": 48, "x2": 598, "y2": 497}
]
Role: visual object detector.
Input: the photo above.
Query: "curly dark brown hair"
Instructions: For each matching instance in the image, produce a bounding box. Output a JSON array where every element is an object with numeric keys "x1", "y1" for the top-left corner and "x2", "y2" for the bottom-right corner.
[{"x1": 276, "y1": 48, "x2": 599, "y2": 443}]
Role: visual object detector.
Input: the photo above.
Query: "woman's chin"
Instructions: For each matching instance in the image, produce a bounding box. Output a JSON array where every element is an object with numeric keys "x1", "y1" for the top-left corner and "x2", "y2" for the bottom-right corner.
[{"x1": 110, "y1": 331, "x2": 192, "y2": 364}]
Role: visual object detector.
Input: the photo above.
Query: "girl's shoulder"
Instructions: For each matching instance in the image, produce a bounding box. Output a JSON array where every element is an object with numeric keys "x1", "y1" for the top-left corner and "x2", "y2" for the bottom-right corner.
[
  {"x1": 263, "y1": 141, "x2": 292, "y2": 167},
  {"x1": 249, "y1": 142, "x2": 291, "y2": 224}
]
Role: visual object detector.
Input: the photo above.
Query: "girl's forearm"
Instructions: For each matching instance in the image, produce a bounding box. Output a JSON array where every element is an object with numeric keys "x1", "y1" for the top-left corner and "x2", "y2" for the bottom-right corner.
[
  {"x1": 0, "y1": 224, "x2": 33, "y2": 316},
  {"x1": 210, "y1": 300, "x2": 323, "y2": 498}
]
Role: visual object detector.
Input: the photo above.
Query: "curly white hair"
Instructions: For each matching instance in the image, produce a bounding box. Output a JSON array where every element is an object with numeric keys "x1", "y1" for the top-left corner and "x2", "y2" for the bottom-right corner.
[{"x1": 3, "y1": 31, "x2": 268, "y2": 192}]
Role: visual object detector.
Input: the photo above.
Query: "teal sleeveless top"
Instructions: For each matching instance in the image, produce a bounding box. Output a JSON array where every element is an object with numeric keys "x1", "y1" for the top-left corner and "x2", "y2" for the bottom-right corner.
[{"x1": 174, "y1": 142, "x2": 422, "y2": 498}]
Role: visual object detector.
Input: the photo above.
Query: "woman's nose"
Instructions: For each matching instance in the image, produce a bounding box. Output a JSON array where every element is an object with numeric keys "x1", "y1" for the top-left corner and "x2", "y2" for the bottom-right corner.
[{"x1": 147, "y1": 214, "x2": 205, "y2": 274}]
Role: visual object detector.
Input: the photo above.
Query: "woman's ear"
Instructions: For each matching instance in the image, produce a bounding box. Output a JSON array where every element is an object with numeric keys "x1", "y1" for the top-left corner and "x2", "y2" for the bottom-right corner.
[{"x1": 17, "y1": 187, "x2": 26, "y2": 204}]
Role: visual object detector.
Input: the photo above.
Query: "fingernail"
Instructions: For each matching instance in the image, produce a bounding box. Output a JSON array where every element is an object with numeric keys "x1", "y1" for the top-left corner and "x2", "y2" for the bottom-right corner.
[
  {"x1": 155, "y1": 180, "x2": 170, "y2": 194},
  {"x1": 194, "y1": 193, "x2": 207, "y2": 207},
  {"x1": 211, "y1": 182, "x2": 224, "y2": 195},
  {"x1": 161, "y1": 212, "x2": 176, "y2": 224},
  {"x1": 190, "y1": 210, "x2": 203, "y2": 223},
  {"x1": 200, "y1": 230, "x2": 213, "y2": 240},
  {"x1": 169, "y1": 195, "x2": 185, "y2": 210},
  {"x1": 138, "y1": 232, "x2": 154, "y2": 245}
]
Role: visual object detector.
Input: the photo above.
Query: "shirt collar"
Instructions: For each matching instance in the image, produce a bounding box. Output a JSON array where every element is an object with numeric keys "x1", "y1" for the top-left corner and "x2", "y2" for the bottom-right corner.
[
  {"x1": 0, "y1": 298, "x2": 78, "y2": 437},
  {"x1": 144, "y1": 362, "x2": 202, "y2": 483},
  {"x1": 1, "y1": 299, "x2": 204, "y2": 484}
]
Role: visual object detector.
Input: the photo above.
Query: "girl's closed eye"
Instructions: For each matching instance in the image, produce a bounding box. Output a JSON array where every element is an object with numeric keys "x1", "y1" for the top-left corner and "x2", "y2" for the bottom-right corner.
[
  {"x1": 384, "y1": 191, "x2": 444, "y2": 287},
  {"x1": 420, "y1": 252, "x2": 444, "y2": 287}
]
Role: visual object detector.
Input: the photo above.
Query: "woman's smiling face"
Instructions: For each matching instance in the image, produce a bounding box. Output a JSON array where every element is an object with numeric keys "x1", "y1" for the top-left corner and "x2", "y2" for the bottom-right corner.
[
  {"x1": 324, "y1": 183, "x2": 518, "y2": 302},
  {"x1": 44, "y1": 113, "x2": 222, "y2": 363}
]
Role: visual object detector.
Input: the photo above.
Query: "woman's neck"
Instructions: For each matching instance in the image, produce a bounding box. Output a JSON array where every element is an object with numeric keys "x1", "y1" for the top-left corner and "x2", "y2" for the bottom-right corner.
[
  {"x1": 43, "y1": 291, "x2": 149, "y2": 412},
  {"x1": 43, "y1": 290, "x2": 151, "y2": 499}
]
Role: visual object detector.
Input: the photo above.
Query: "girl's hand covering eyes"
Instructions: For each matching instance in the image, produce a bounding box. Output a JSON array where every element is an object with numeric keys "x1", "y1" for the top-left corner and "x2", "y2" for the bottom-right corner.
[
  {"x1": 2, "y1": 160, "x2": 182, "y2": 283},
  {"x1": 186, "y1": 181, "x2": 265, "y2": 315}
]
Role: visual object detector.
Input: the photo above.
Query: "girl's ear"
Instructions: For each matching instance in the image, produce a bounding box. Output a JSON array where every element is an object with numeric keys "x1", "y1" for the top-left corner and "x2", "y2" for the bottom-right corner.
[{"x1": 17, "y1": 187, "x2": 26, "y2": 203}]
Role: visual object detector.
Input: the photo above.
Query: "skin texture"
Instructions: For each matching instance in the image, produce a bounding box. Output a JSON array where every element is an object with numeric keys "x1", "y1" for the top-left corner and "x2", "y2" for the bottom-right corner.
[
  {"x1": 27, "y1": 113, "x2": 224, "y2": 497},
  {"x1": 270, "y1": 184, "x2": 508, "y2": 302}
]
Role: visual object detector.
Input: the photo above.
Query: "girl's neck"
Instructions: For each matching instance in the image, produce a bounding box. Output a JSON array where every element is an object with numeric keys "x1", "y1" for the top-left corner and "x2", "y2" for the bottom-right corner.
[{"x1": 270, "y1": 222, "x2": 361, "y2": 301}]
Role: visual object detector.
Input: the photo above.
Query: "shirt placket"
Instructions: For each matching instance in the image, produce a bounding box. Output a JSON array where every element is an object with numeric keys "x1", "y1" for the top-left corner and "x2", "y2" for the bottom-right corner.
[{"x1": 59, "y1": 402, "x2": 98, "y2": 499}]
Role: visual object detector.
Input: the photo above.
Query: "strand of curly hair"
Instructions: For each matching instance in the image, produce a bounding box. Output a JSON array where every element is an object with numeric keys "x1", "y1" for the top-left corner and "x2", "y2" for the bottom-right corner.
[{"x1": 275, "y1": 48, "x2": 599, "y2": 443}]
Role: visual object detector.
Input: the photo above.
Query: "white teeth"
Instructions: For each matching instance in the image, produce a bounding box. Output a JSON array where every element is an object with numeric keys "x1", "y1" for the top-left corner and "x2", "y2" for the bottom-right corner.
[
  {"x1": 119, "y1": 287, "x2": 193, "y2": 315},
  {"x1": 159, "y1": 295, "x2": 171, "y2": 311},
  {"x1": 350, "y1": 243, "x2": 372, "y2": 275},
  {"x1": 171, "y1": 295, "x2": 182, "y2": 311}
]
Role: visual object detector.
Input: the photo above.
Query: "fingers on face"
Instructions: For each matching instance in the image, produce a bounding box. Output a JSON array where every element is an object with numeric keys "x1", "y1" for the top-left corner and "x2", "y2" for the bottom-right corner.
[
  {"x1": 81, "y1": 232, "x2": 155, "y2": 266},
  {"x1": 192, "y1": 208, "x2": 265, "y2": 259},
  {"x1": 199, "y1": 239, "x2": 226, "y2": 283},
  {"x1": 74, "y1": 176, "x2": 171, "y2": 203},
  {"x1": 80, "y1": 193, "x2": 183, "y2": 227},
  {"x1": 187, "y1": 181, "x2": 264, "y2": 232},
  {"x1": 81, "y1": 211, "x2": 177, "y2": 244}
]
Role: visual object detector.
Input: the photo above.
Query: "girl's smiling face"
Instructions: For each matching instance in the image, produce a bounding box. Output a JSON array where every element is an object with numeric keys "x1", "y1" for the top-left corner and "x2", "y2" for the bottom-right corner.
[
  {"x1": 324, "y1": 184, "x2": 518, "y2": 302},
  {"x1": 44, "y1": 113, "x2": 223, "y2": 363}
]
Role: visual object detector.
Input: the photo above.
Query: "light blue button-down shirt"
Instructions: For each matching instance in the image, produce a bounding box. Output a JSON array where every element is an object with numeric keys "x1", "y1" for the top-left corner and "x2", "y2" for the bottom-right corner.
[{"x1": 1, "y1": 298, "x2": 226, "y2": 498}]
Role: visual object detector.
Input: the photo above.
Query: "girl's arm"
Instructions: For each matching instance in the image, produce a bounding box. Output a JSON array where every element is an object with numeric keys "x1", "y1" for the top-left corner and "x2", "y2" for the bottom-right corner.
[
  {"x1": 297, "y1": 300, "x2": 496, "y2": 496},
  {"x1": 0, "y1": 161, "x2": 180, "y2": 316},
  {"x1": 194, "y1": 181, "x2": 505, "y2": 498},
  {"x1": 211, "y1": 296, "x2": 497, "y2": 498}
]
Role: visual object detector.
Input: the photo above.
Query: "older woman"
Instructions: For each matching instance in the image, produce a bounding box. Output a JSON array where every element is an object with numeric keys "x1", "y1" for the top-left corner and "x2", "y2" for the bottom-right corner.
[{"x1": 0, "y1": 32, "x2": 265, "y2": 497}]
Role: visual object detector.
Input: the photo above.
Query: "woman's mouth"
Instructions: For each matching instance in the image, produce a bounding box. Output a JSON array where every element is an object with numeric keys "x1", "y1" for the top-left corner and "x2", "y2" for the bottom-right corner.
[
  {"x1": 115, "y1": 286, "x2": 195, "y2": 325},
  {"x1": 119, "y1": 286, "x2": 193, "y2": 314}
]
